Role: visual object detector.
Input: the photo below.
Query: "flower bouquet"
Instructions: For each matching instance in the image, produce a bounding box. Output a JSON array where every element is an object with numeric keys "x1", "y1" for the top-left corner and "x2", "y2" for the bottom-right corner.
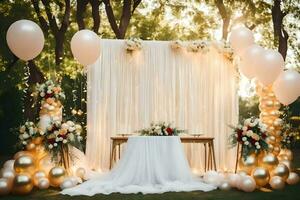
[
  {"x1": 17, "y1": 121, "x2": 43, "y2": 148},
  {"x1": 229, "y1": 117, "x2": 269, "y2": 159},
  {"x1": 170, "y1": 40, "x2": 183, "y2": 50},
  {"x1": 36, "y1": 80, "x2": 65, "y2": 101},
  {"x1": 44, "y1": 120, "x2": 83, "y2": 169},
  {"x1": 137, "y1": 122, "x2": 186, "y2": 136},
  {"x1": 186, "y1": 41, "x2": 209, "y2": 53}
]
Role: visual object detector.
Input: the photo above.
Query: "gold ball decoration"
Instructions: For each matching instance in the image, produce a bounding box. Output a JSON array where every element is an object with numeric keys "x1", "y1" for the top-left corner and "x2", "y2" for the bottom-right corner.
[
  {"x1": 269, "y1": 176, "x2": 285, "y2": 190},
  {"x1": 279, "y1": 149, "x2": 293, "y2": 161},
  {"x1": 33, "y1": 170, "x2": 47, "y2": 186},
  {"x1": 238, "y1": 154, "x2": 257, "y2": 175},
  {"x1": 271, "y1": 163, "x2": 289, "y2": 181},
  {"x1": 48, "y1": 167, "x2": 66, "y2": 187},
  {"x1": 0, "y1": 178, "x2": 12, "y2": 196},
  {"x1": 76, "y1": 167, "x2": 86, "y2": 179},
  {"x1": 260, "y1": 153, "x2": 279, "y2": 170},
  {"x1": 14, "y1": 155, "x2": 35, "y2": 175},
  {"x1": 12, "y1": 174, "x2": 33, "y2": 195},
  {"x1": 273, "y1": 146, "x2": 281, "y2": 156},
  {"x1": 251, "y1": 167, "x2": 270, "y2": 187},
  {"x1": 37, "y1": 177, "x2": 50, "y2": 189},
  {"x1": 286, "y1": 172, "x2": 299, "y2": 185}
]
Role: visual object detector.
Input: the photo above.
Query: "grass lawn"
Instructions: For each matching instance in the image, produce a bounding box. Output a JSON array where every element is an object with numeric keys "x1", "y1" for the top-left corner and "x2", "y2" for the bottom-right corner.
[{"x1": 1, "y1": 149, "x2": 299, "y2": 200}]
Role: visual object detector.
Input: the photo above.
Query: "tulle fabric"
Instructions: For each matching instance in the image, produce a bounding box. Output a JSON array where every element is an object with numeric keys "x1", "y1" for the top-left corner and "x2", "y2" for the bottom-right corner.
[{"x1": 62, "y1": 136, "x2": 216, "y2": 196}]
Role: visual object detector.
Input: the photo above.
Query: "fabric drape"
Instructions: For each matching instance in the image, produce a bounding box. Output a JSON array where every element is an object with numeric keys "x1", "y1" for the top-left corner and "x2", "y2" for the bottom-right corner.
[{"x1": 86, "y1": 39, "x2": 238, "y2": 173}]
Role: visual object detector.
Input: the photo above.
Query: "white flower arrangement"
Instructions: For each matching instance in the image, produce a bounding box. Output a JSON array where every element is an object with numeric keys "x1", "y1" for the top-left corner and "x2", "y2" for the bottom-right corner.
[
  {"x1": 17, "y1": 121, "x2": 42, "y2": 146},
  {"x1": 45, "y1": 120, "x2": 83, "y2": 150},
  {"x1": 229, "y1": 117, "x2": 269, "y2": 159},
  {"x1": 213, "y1": 40, "x2": 234, "y2": 61},
  {"x1": 186, "y1": 41, "x2": 209, "y2": 53},
  {"x1": 36, "y1": 80, "x2": 65, "y2": 101},
  {"x1": 125, "y1": 38, "x2": 142, "y2": 52},
  {"x1": 137, "y1": 122, "x2": 186, "y2": 136}
]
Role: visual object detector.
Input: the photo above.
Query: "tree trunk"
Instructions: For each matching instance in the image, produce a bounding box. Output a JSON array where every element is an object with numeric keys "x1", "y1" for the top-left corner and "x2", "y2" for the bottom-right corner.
[
  {"x1": 76, "y1": 0, "x2": 88, "y2": 30},
  {"x1": 215, "y1": 0, "x2": 231, "y2": 40},
  {"x1": 55, "y1": 33, "x2": 65, "y2": 66},
  {"x1": 272, "y1": 0, "x2": 288, "y2": 60}
]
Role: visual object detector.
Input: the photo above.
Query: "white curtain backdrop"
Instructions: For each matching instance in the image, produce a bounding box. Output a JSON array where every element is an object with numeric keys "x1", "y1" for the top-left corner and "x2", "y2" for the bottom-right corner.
[{"x1": 86, "y1": 39, "x2": 238, "y2": 173}]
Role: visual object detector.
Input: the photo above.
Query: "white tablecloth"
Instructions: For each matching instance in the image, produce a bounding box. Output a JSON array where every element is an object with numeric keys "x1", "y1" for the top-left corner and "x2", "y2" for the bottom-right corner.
[{"x1": 62, "y1": 136, "x2": 216, "y2": 195}]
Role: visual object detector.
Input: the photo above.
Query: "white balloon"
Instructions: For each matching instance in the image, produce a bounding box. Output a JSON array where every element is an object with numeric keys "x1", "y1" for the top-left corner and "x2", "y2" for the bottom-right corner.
[
  {"x1": 255, "y1": 49, "x2": 284, "y2": 86},
  {"x1": 227, "y1": 173, "x2": 241, "y2": 188},
  {"x1": 229, "y1": 27, "x2": 254, "y2": 56},
  {"x1": 203, "y1": 171, "x2": 224, "y2": 187},
  {"x1": 60, "y1": 178, "x2": 75, "y2": 190},
  {"x1": 38, "y1": 177, "x2": 50, "y2": 190},
  {"x1": 240, "y1": 176, "x2": 256, "y2": 192},
  {"x1": 239, "y1": 45, "x2": 264, "y2": 79},
  {"x1": 273, "y1": 69, "x2": 300, "y2": 105},
  {"x1": 3, "y1": 160, "x2": 15, "y2": 170},
  {"x1": 286, "y1": 172, "x2": 300, "y2": 185},
  {"x1": 71, "y1": 29, "x2": 100, "y2": 66},
  {"x1": 6, "y1": 19, "x2": 44, "y2": 61}
]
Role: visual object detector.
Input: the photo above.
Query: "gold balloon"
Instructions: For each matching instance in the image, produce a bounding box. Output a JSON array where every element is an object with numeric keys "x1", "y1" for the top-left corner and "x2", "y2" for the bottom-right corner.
[
  {"x1": 33, "y1": 170, "x2": 47, "y2": 186},
  {"x1": 271, "y1": 163, "x2": 289, "y2": 181},
  {"x1": 12, "y1": 174, "x2": 33, "y2": 195},
  {"x1": 48, "y1": 167, "x2": 66, "y2": 187},
  {"x1": 238, "y1": 154, "x2": 257, "y2": 175},
  {"x1": 273, "y1": 146, "x2": 281, "y2": 156},
  {"x1": 278, "y1": 154, "x2": 289, "y2": 162},
  {"x1": 32, "y1": 136, "x2": 43, "y2": 145},
  {"x1": 269, "y1": 176, "x2": 285, "y2": 190},
  {"x1": 26, "y1": 142, "x2": 36, "y2": 152},
  {"x1": 0, "y1": 169, "x2": 15, "y2": 183},
  {"x1": 266, "y1": 136, "x2": 276, "y2": 145},
  {"x1": 251, "y1": 167, "x2": 270, "y2": 187},
  {"x1": 38, "y1": 156, "x2": 55, "y2": 174},
  {"x1": 0, "y1": 178, "x2": 12, "y2": 195},
  {"x1": 280, "y1": 160, "x2": 293, "y2": 171},
  {"x1": 13, "y1": 151, "x2": 32, "y2": 160},
  {"x1": 37, "y1": 177, "x2": 50, "y2": 189},
  {"x1": 260, "y1": 154, "x2": 279, "y2": 170},
  {"x1": 286, "y1": 172, "x2": 300, "y2": 185},
  {"x1": 279, "y1": 149, "x2": 293, "y2": 161},
  {"x1": 14, "y1": 155, "x2": 35, "y2": 175},
  {"x1": 268, "y1": 144, "x2": 274, "y2": 151}
]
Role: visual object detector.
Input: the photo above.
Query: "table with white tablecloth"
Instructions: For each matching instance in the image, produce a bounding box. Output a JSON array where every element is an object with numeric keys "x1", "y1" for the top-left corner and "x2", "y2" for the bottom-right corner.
[{"x1": 61, "y1": 136, "x2": 216, "y2": 196}]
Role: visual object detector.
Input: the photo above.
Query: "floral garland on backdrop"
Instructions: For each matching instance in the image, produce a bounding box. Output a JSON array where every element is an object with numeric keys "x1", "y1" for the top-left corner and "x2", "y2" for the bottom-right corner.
[
  {"x1": 124, "y1": 38, "x2": 142, "y2": 52},
  {"x1": 137, "y1": 122, "x2": 186, "y2": 136},
  {"x1": 170, "y1": 40, "x2": 234, "y2": 61},
  {"x1": 229, "y1": 117, "x2": 269, "y2": 159}
]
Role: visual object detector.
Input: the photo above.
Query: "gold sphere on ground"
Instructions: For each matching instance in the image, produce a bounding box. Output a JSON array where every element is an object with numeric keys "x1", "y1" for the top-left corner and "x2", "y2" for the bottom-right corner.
[
  {"x1": 260, "y1": 154, "x2": 279, "y2": 170},
  {"x1": 38, "y1": 156, "x2": 55, "y2": 174},
  {"x1": 251, "y1": 167, "x2": 270, "y2": 187},
  {"x1": 14, "y1": 155, "x2": 35, "y2": 175},
  {"x1": 278, "y1": 154, "x2": 289, "y2": 162},
  {"x1": 48, "y1": 167, "x2": 66, "y2": 187},
  {"x1": 32, "y1": 137, "x2": 43, "y2": 145},
  {"x1": 33, "y1": 170, "x2": 47, "y2": 186},
  {"x1": 271, "y1": 163, "x2": 289, "y2": 181},
  {"x1": 238, "y1": 154, "x2": 257, "y2": 175},
  {"x1": 12, "y1": 174, "x2": 33, "y2": 195},
  {"x1": 0, "y1": 178, "x2": 12, "y2": 195},
  {"x1": 269, "y1": 176, "x2": 285, "y2": 190},
  {"x1": 273, "y1": 146, "x2": 281, "y2": 156}
]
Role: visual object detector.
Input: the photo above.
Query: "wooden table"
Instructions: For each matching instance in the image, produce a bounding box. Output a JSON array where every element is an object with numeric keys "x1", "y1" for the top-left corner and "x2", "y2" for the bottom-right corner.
[{"x1": 110, "y1": 136, "x2": 217, "y2": 171}]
